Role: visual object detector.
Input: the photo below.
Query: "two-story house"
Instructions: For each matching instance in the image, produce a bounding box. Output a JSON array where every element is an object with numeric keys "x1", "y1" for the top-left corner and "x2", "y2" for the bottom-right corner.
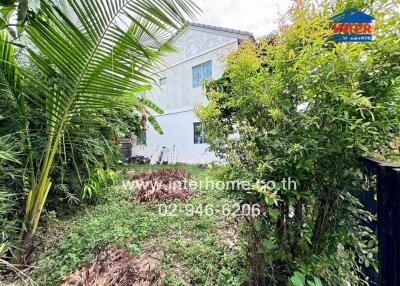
[{"x1": 132, "y1": 23, "x2": 254, "y2": 164}]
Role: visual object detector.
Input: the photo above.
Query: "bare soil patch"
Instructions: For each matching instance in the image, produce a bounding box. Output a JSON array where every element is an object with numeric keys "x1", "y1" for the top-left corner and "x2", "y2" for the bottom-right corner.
[
  {"x1": 62, "y1": 245, "x2": 162, "y2": 286},
  {"x1": 131, "y1": 168, "x2": 193, "y2": 202}
]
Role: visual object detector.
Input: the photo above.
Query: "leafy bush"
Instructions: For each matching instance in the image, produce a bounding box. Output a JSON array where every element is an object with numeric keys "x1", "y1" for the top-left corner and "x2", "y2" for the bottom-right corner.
[
  {"x1": 0, "y1": 136, "x2": 21, "y2": 259},
  {"x1": 197, "y1": 0, "x2": 400, "y2": 284},
  {"x1": 81, "y1": 168, "x2": 118, "y2": 199}
]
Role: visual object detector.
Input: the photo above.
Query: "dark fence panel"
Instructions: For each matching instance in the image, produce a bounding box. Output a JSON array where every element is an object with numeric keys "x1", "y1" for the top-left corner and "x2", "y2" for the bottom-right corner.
[
  {"x1": 362, "y1": 157, "x2": 400, "y2": 286},
  {"x1": 119, "y1": 138, "x2": 132, "y2": 161},
  {"x1": 358, "y1": 160, "x2": 378, "y2": 285}
]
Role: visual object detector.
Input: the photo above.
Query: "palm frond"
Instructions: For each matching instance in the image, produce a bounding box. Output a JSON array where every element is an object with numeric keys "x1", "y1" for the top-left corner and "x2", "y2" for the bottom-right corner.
[{"x1": 15, "y1": 0, "x2": 199, "y2": 243}]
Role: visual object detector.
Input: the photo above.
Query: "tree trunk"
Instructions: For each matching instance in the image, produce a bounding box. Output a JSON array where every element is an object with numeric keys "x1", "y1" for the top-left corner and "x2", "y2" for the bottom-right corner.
[
  {"x1": 290, "y1": 200, "x2": 304, "y2": 257},
  {"x1": 16, "y1": 175, "x2": 53, "y2": 264},
  {"x1": 15, "y1": 221, "x2": 35, "y2": 265},
  {"x1": 312, "y1": 193, "x2": 339, "y2": 253}
]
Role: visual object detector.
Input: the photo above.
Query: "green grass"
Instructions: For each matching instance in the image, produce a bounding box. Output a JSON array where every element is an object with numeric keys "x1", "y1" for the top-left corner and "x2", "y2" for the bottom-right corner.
[{"x1": 32, "y1": 165, "x2": 250, "y2": 285}]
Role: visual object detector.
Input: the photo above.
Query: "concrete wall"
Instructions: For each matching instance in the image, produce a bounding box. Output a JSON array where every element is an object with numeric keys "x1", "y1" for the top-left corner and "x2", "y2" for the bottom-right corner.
[
  {"x1": 133, "y1": 110, "x2": 218, "y2": 164},
  {"x1": 146, "y1": 27, "x2": 239, "y2": 113},
  {"x1": 133, "y1": 26, "x2": 243, "y2": 163}
]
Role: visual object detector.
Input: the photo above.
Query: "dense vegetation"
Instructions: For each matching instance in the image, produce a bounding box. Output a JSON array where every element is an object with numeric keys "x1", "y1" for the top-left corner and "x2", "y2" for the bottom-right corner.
[
  {"x1": 197, "y1": 0, "x2": 400, "y2": 285},
  {"x1": 0, "y1": 0, "x2": 198, "y2": 264},
  {"x1": 32, "y1": 165, "x2": 250, "y2": 285}
]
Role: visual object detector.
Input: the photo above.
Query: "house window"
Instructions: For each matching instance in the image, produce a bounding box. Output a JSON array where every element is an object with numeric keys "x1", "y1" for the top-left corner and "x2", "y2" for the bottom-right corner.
[
  {"x1": 159, "y1": 77, "x2": 166, "y2": 85},
  {"x1": 137, "y1": 130, "x2": 146, "y2": 145},
  {"x1": 192, "y1": 61, "x2": 212, "y2": 88},
  {"x1": 193, "y1": 122, "x2": 207, "y2": 144}
]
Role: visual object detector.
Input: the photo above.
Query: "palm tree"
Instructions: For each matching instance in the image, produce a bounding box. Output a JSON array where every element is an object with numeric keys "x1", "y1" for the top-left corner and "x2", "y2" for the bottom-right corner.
[{"x1": 0, "y1": 0, "x2": 199, "y2": 261}]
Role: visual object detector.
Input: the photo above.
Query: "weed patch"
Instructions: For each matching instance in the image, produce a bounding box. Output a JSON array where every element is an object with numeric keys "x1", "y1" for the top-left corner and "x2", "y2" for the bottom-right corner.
[{"x1": 32, "y1": 165, "x2": 250, "y2": 285}]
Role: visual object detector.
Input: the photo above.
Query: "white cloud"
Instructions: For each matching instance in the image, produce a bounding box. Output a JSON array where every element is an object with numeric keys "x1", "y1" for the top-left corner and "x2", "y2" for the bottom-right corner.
[{"x1": 195, "y1": 0, "x2": 293, "y2": 37}]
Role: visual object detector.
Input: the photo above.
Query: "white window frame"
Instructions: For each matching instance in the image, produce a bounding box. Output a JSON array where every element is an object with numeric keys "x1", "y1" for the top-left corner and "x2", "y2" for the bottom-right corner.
[{"x1": 192, "y1": 61, "x2": 212, "y2": 88}]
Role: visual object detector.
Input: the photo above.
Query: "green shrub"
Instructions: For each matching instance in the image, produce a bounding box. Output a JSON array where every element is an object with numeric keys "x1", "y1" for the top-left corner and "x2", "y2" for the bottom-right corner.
[
  {"x1": 197, "y1": 0, "x2": 400, "y2": 284},
  {"x1": 81, "y1": 168, "x2": 118, "y2": 199},
  {"x1": 0, "y1": 136, "x2": 21, "y2": 259}
]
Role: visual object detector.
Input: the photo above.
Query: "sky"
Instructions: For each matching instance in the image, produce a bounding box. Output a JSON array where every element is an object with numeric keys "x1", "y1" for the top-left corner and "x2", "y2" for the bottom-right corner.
[{"x1": 196, "y1": 0, "x2": 293, "y2": 37}]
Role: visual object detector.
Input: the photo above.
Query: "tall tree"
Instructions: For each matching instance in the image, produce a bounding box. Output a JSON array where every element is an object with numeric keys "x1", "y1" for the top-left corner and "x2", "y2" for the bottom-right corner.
[{"x1": 1, "y1": 0, "x2": 199, "y2": 262}]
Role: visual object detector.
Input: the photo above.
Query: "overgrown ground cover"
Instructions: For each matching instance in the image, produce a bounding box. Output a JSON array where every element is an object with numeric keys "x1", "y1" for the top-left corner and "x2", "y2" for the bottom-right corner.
[{"x1": 31, "y1": 165, "x2": 250, "y2": 285}]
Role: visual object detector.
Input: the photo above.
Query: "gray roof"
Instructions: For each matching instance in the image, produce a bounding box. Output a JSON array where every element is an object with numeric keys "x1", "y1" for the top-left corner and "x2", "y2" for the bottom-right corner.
[{"x1": 188, "y1": 22, "x2": 254, "y2": 39}]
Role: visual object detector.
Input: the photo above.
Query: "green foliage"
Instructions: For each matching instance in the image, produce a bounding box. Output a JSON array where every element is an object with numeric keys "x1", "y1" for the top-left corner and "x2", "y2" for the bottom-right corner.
[
  {"x1": 81, "y1": 168, "x2": 118, "y2": 199},
  {"x1": 164, "y1": 237, "x2": 248, "y2": 286},
  {"x1": 290, "y1": 272, "x2": 323, "y2": 286},
  {"x1": 0, "y1": 135, "x2": 21, "y2": 258},
  {"x1": 0, "y1": 28, "x2": 27, "y2": 261},
  {"x1": 197, "y1": 0, "x2": 400, "y2": 284},
  {"x1": 33, "y1": 166, "x2": 250, "y2": 285},
  {"x1": 291, "y1": 272, "x2": 305, "y2": 286},
  {"x1": 0, "y1": 0, "x2": 41, "y2": 37},
  {"x1": 0, "y1": 0, "x2": 199, "y2": 258}
]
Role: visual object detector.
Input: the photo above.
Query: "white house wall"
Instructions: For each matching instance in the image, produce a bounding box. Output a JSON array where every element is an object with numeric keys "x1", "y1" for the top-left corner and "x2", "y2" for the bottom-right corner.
[
  {"x1": 133, "y1": 110, "x2": 217, "y2": 164},
  {"x1": 133, "y1": 26, "x2": 245, "y2": 163},
  {"x1": 146, "y1": 28, "x2": 238, "y2": 112}
]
